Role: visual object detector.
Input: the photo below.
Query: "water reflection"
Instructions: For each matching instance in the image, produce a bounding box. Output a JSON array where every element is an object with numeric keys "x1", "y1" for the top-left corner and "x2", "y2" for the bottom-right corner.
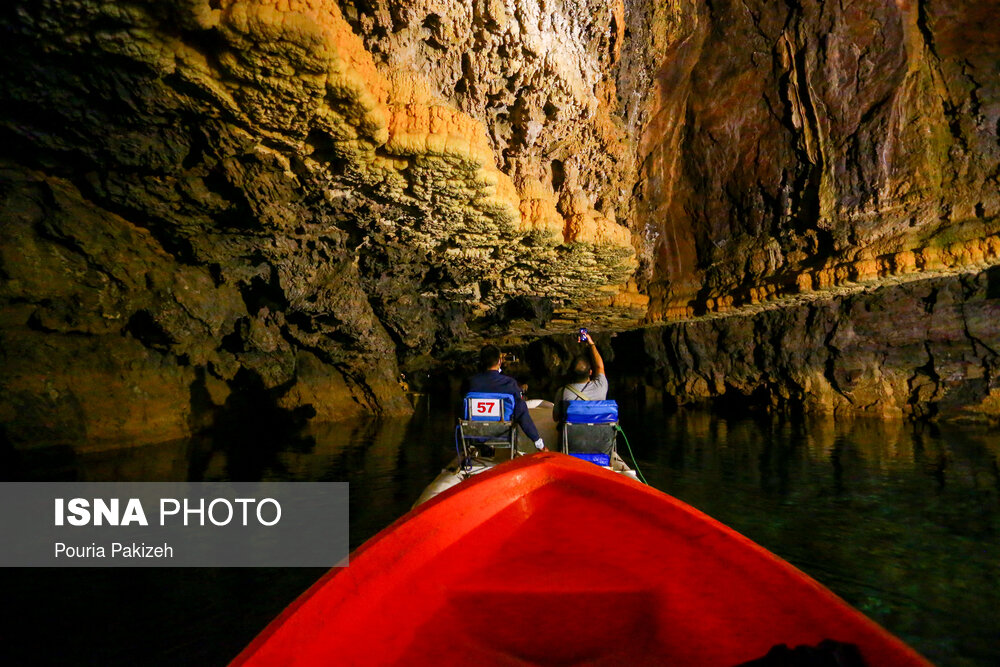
[
  {"x1": 4, "y1": 411, "x2": 457, "y2": 667},
  {"x1": 5, "y1": 407, "x2": 998, "y2": 666},
  {"x1": 624, "y1": 408, "x2": 999, "y2": 667},
  {"x1": 8, "y1": 411, "x2": 461, "y2": 548}
]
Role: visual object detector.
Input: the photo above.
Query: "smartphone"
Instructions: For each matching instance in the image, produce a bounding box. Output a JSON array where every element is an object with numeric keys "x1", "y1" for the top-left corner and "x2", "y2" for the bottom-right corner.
[{"x1": 578, "y1": 328, "x2": 588, "y2": 343}]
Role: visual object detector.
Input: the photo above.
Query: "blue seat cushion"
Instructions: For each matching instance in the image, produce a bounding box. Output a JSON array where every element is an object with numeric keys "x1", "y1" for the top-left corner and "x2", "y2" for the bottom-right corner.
[
  {"x1": 569, "y1": 452, "x2": 611, "y2": 466},
  {"x1": 464, "y1": 393, "x2": 514, "y2": 421},
  {"x1": 565, "y1": 400, "x2": 618, "y2": 424}
]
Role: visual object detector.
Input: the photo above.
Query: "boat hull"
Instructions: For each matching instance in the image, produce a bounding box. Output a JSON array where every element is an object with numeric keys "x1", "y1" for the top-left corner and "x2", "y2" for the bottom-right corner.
[{"x1": 233, "y1": 453, "x2": 930, "y2": 666}]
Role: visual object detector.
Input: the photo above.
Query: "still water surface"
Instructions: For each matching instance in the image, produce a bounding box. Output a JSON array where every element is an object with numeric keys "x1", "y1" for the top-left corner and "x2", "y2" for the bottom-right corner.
[{"x1": 5, "y1": 405, "x2": 998, "y2": 666}]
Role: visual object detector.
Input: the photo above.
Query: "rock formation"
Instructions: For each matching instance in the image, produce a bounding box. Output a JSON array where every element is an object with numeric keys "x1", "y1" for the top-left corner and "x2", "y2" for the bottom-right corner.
[
  {"x1": 612, "y1": 267, "x2": 1000, "y2": 420},
  {"x1": 634, "y1": 0, "x2": 1000, "y2": 318},
  {"x1": 1, "y1": 0, "x2": 998, "y2": 446}
]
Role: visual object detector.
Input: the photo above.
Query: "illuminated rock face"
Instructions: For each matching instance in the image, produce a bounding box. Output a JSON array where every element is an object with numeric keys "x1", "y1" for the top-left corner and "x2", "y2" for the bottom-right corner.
[
  {"x1": 0, "y1": 0, "x2": 639, "y2": 445},
  {"x1": 633, "y1": 0, "x2": 1000, "y2": 319},
  {"x1": 0, "y1": 0, "x2": 998, "y2": 444},
  {"x1": 617, "y1": 0, "x2": 1000, "y2": 416}
]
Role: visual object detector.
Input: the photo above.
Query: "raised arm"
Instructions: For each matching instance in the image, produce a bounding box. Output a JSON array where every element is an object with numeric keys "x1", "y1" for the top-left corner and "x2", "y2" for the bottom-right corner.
[{"x1": 585, "y1": 331, "x2": 604, "y2": 376}]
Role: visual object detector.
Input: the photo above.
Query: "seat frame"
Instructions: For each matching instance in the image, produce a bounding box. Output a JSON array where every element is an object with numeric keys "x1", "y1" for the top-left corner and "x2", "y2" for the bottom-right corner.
[{"x1": 458, "y1": 419, "x2": 518, "y2": 462}]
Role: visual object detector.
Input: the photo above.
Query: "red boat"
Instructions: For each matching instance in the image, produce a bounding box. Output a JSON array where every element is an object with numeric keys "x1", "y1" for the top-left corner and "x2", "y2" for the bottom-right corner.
[{"x1": 233, "y1": 453, "x2": 931, "y2": 666}]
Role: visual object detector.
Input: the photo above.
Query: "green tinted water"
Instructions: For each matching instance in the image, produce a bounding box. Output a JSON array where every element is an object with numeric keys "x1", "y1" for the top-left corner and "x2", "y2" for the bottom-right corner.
[
  {"x1": 4, "y1": 407, "x2": 998, "y2": 666},
  {"x1": 621, "y1": 408, "x2": 999, "y2": 667}
]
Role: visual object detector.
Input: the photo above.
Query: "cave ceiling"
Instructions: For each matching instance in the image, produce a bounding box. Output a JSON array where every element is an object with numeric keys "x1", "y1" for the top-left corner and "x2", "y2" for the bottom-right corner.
[{"x1": 1, "y1": 0, "x2": 999, "y2": 439}]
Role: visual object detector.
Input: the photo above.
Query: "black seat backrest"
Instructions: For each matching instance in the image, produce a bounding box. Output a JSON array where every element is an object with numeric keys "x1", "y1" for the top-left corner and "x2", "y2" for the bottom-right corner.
[
  {"x1": 564, "y1": 423, "x2": 617, "y2": 455},
  {"x1": 460, "y1": 420, "x2": 515, "y2": 446}
]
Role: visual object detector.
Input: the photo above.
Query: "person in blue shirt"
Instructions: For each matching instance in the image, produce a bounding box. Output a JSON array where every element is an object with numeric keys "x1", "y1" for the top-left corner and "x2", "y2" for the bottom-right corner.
[{"x1": 465, "y1": 344, "x2": 546, "y2": 451}]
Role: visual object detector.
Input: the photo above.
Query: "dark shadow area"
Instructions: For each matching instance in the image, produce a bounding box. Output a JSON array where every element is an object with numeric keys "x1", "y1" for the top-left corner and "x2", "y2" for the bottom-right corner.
[
  {"x1": 1, "y1": 399, "x2": 458, "y2": 667},
  {"x1": 986, "y1": 265, "x2": 1000, "y2": 299},
  {"x1": 0, "y1": 426, "x2": 23, "y2": 481},
  {"x1": 209, "y1": 368, "x2": 315, "y2": 482}
]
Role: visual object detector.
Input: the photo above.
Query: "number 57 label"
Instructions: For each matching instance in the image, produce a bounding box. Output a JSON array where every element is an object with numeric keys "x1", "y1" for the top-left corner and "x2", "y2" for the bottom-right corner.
[{"x1": 474, "y1": 399, "x2": 501, "y2": 418}]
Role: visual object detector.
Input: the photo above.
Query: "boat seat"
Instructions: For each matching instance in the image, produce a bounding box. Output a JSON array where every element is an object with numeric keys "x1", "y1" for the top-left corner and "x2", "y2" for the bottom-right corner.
[
  {"x1": 561, "y1": 400, "x2": 618, "y2": 467},
  {"x1": 459, "y1": 393, "x2": 517, "y2": 461}
]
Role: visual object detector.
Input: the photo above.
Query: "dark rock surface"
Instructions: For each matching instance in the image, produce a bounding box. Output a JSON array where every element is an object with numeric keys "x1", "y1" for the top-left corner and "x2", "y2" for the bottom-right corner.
[
  {"x1": 1, "y1": 165, "x2": 409, "y2": 446},
  {"x1": 611, "y1": 268, "x2": 1000, "y2": 421}
]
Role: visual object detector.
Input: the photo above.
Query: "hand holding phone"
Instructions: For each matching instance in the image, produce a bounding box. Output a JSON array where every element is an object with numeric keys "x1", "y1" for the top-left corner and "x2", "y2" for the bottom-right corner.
[{"x1": 578, "y1": 328, "x2": 589, "y2": 343}]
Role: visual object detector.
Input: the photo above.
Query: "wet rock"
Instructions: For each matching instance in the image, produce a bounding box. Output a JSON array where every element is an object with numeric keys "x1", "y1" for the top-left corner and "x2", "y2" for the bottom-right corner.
[{"x1": 613, "y1": 268, "x2": 1000, "y2": 421}]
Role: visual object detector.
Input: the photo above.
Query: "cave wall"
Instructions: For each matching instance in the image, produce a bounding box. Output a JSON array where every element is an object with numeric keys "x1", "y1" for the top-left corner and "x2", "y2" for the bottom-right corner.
[
  {"x1": 612, "y1": 267, "x2": 1000, "y2": 421},
  {"x1": 2, "y1": 0, "x2": 1000, "y2": 445},
  {"x1": 634, "y1": 0, "x2": 1000, "y2": 319},
  {"x1": 0, "y1": 164, "x2": 407, "y2": 445},
  {"x1": 0, "y1": 0, "x2": 640, "y2": 447},
  {"x1": 619, "y1": 0, "x2": 1000, "y2": 419}
]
